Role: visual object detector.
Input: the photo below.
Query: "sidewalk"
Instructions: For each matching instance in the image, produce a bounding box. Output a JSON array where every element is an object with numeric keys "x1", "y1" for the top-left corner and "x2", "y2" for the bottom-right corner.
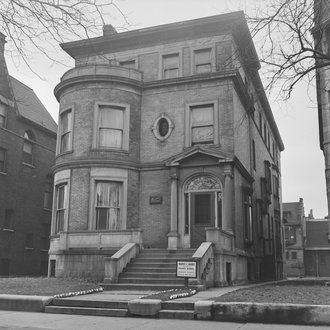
[{"x1": 2, "y1": 280, "x2": 330, "y2": 326}]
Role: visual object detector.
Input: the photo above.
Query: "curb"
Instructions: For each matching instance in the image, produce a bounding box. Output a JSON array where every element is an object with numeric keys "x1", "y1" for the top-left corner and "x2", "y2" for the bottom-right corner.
[
  {"x1": 195, "y1": 301, "x2": 330, "y2": 325},
  {"x1": 0, "y1": 294, "x2": 53, "y2": 312}
]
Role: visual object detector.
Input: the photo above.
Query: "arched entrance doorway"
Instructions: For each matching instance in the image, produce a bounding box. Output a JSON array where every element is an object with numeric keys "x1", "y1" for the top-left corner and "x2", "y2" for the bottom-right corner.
[{"x1": 184, "y1": 175, "x2": 222, "y2": 248}]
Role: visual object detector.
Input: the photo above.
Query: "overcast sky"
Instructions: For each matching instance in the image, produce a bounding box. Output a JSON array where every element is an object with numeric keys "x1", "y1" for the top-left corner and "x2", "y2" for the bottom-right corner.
[{"x1": 5, "y1": 0, "x2": 327, "y2": 218}]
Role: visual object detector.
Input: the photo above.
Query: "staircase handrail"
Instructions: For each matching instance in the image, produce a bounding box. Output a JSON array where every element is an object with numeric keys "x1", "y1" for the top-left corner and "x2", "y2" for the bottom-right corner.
[
  {"x1": 104, "y1": 242, "x2": 140, "y2": 283},
  {"x1": 192, "y1": 242, "x2": 214, "y2": 287}
]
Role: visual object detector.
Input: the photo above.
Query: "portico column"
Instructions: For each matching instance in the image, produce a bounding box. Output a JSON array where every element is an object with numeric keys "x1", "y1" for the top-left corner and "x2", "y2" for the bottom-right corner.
[
  {"x1": 167, "y1": 168, "x2": 179, "y2": 249},
  {"x1": 223, "y1": 165, "x2": 234, "y2": 233}
]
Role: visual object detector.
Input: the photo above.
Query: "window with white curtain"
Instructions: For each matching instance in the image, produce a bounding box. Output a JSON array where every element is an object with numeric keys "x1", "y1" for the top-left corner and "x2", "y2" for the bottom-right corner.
[
  {"x1": 95, "y1": 181, "x2": 122, "y2": 230},
  {"x1": 98, "y1": 106, "x2": 124, "y2": 149}
]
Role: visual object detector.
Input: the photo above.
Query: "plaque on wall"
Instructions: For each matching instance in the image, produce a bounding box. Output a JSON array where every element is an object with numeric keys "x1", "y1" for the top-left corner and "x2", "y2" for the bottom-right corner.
[{"x1": 149, "y1": 195, "x2": 163, "y2": 204}]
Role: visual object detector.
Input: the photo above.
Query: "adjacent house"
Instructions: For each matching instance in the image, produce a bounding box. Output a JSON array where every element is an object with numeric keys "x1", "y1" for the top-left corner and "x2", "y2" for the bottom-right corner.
[
  {"x1": 0, "y1": 33, "x2": 57, "y2": 276},
  {"x1": 49, "y1": 12, "x2": 284, "y2": 286},
  {"x1": 305, "y1": 218, "x2": 330, "y2": 276},
  {"x1": 283, "y1": 198, "x2": 306, "y2": 277}
]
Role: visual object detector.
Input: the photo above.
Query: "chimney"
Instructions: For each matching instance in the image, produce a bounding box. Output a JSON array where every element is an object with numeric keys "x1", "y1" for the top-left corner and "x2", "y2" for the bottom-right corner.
[
  {"x1": 0, "y1": 32, "x2": 6, "y2": 55},
  {"x1": 0, "y1": 33, "x2": 14, "y2": 101},
  {"x1": 103, "y1": 25, "x2": 117, "y2": 36},
  {"x1": 308, "y1": 209, "x2": 314, "y2": 219}
]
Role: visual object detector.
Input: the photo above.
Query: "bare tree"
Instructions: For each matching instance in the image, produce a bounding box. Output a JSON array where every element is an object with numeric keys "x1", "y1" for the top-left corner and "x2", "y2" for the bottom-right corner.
[
  {"x1": 247, "y1": 0, "x2": 330, "y2": 98},
  {"x1": 0, "y1": 0, "x2": 126, "y2": 73}
]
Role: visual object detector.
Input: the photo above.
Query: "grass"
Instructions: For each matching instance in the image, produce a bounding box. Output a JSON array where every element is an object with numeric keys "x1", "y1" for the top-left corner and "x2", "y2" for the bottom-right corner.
[
  {"x1": 212, "y1": 281, "x2": 330, "y2": 305},
  {"x1": 0, "y1": 277, "x2": 101, "y2": 296}
]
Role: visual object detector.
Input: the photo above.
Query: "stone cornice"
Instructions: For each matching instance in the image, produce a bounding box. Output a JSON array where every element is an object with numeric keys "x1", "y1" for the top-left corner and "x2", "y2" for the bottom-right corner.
[{"x1": 54, "y1": 74, "x2": 142, "y2": 101}]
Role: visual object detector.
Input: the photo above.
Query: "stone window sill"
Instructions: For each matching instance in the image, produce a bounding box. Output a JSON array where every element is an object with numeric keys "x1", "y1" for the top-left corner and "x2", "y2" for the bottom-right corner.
[
  {"x1": 2, "y1": 228, "x2": 14, "y2": 232},
  {"x1": 22, "y1": 162, "x2": 35, "y2": 169}
]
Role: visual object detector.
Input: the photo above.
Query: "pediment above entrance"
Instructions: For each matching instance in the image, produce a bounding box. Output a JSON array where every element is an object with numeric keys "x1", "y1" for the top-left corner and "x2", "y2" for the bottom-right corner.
[{"x1": 165, "y1": 146, "x2": 233, "y2": 167}]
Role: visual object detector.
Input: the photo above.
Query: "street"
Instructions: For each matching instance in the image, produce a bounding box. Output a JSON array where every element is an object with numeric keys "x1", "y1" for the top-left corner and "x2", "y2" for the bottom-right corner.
[{"x1": 0, "y1": 311, "x2": 329, "y2": 330}]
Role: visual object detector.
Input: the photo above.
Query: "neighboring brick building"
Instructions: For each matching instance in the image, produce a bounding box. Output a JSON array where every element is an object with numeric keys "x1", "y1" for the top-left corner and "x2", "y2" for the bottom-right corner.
[
  {"x1": 0, "y1": 33, "x2": 57, "y2": 276},
  {"x1": 283, "y1": 198, "x2": 306, "y2": 277},
  {"x1": 305, "y1": 219, "x2": 330, "y2": 276},
  {"x1": 50, "y1": 12, "x2": 284, "y2": 284}
]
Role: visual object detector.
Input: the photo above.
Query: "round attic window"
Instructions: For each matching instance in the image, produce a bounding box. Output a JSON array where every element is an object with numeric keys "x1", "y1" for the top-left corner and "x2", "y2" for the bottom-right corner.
[{"x1": 152, "y1": 114, "x2": 174, "y2": 141}]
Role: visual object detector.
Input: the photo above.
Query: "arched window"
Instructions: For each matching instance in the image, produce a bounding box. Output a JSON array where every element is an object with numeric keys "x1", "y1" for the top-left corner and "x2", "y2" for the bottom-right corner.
[{"x1": 23, "y1": 131, "x2": 35, "y2": 165}]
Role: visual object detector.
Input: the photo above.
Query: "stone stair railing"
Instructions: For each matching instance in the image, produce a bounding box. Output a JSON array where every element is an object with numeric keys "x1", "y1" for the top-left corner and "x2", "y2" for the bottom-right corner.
[
  {"x1": 192, "y1": 242, "x2": 214, "y2": 288},
  {"x1": 104, "y1": 243, "x2": 140, "y2": 283}
]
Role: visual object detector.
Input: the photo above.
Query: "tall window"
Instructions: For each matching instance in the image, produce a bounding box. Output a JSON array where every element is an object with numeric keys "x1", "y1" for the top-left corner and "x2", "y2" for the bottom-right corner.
[
  {"x1": 243, "y1": 190, "x2": 253, "y2": 244},
  {"x1": 41, "y1": 224, "x2": 50, "y2": 250},
  {"x1": 162, "y1": 53, "x2": 179, "y2": 79},
  {"x1": 95, "y1": 181, "x2": 122, "y2": 230},
  {"x1": 0, "y1": 103, "x2": 6, "y2": 128},
  {"x1": 98, "y1": 105, "x2": 124, "y2": 149},
  {"x1": 22, "y1": 131, "x2": 34, "y2": 165},
  {"x1": 190, "y1": 104, "x2": 214, "y2": 145},
  {"x1": 194, "y1": 48, "x2": 211, "y2": 74},
  {"x1": 252, "y1": 140, "x2": 256, "y2": 171},
  {"x1": 4, "y1": 209, "x2": 14, "y2": 229},
  {"x1": 43, "y1": 174, "x2": 53, "y2": 210},
  {"x1": 55, "y1": 184, "x2": 67, "y2": 234},
  {"x1": 0, "y1": 148, "x2": 6, "y2": 173},
  {"x1": 25, "y1": 233, "x2": 34, "y2": 249},
  {"x1": 59, "y1": 109, "x2": 72, "y2": 153}
]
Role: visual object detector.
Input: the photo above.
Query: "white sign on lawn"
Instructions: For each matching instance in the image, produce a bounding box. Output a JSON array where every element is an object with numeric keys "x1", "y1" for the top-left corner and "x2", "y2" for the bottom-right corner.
[{"x1": 176, "y1": 260, "x2": 197, "y2": 278}]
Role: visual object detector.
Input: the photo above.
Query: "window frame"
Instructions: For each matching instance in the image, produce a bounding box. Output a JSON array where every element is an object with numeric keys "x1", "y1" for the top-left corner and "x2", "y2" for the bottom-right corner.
[
  {"x1": 53, "y1": 182, "x2": 68, "y2": 235},
  {"x1": 25, "y1": 233, "x2": 34, "y2": 249},
  {"x1": 43, "y1": 175, "x2": 53, "y2": 211},
  {"x1": 0, "y1": 103, "x2": 6, "y2": 128},
  {"x1": 57, "y1": 106, "x2": 74, "y2": 155},
  {"x1": 4, "y1": 209, "x2": 14, "y2": 230},
  {"x1": 0, "y1": 147, "x2": 7, "y2": 173},
  {"x1": 94, "y1": 181, "x2": 123, "y2": 230},
  {"x1": 192, "y1": 47, "x2": 215, "y2": 74},
  {"x1": 93, "y1": 102, "x2": 130, "y2": 151},
  {"x1": 161, "y1": 52, "x2": 181, "y2": 79},
  {"x1": 243, "y1": 188, "x2": 253, "y2": 244},
  {"x1": 22, "y1": 131, "x2": 35, "y2": 166},
  {"x1": 184, "y1": 100, "x2": 219, "y2": 147},
  {"x1": 89, "y1": 168, "x2": 128, "y2": 231}
]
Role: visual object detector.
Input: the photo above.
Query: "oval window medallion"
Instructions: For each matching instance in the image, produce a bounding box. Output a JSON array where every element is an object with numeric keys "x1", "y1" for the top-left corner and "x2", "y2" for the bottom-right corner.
[{"x1": 152, "y1": 114, "x2": 174, "y2": 141}]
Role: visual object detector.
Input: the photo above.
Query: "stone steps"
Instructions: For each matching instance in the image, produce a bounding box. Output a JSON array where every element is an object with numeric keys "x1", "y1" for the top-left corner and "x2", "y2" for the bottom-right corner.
[
  {"x1": 118, "y1": 277, "x2": 184, "y2": 284},
  {"x1": 45, "y1": 297, "x2": 196, "y2": 319},
  {"x1": 124, "y1": 267, "x2": 177, "y2": 273},
  {"x1": 102, "y1": 248, "x2": 195, "y2": 290},
  {"x1": 101, "y1": 283, "x2": 187, "y2": 291},
  {"x1": 119, "y1": 272, "x2": 177, "y2": 278},
  {"x1": 45, "y1": 305, "x2": 128, "y2": 317}
]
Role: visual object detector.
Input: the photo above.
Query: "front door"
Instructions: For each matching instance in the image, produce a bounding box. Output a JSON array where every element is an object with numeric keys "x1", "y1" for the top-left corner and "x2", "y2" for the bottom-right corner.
[
  {"x1": 183, "y1": 175, "x2": 222, "y2": 248},
  {"x1": 190, "y1": 192, "x2": 215, "y2": 248}
]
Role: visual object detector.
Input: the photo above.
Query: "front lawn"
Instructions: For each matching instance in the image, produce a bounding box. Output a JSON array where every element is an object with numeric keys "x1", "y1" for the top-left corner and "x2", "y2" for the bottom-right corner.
[
  {"x1": 213, "y1": 281, "x2": 330, "y2": 305},
  {"x1": 0, "y1": 277, "x2": 100, "y2": 296}
]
